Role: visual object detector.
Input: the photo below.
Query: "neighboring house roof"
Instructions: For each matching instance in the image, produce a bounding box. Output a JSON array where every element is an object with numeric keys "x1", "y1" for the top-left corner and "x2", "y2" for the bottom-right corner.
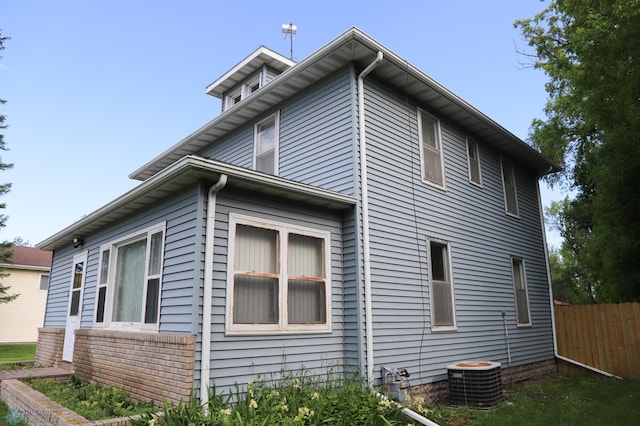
[
  {"x1": 36, "y1": 156, "x2": 356, "y2": 251},
  {"x1": 0, "y1": 246, "x2": 52, "y2": 271},
  {"x1": 130, "y1": 27, "x2": 560, "y2": 182}
]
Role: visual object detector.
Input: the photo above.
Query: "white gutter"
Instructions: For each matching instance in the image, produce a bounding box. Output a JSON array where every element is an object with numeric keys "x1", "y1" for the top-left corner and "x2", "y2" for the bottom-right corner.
[
  {"x1": 201, "y1": 174, "x2": 228, "y2": 407},
  {"x1": 358, "y1": 51, "x2": 384, "y2": 386},
  {"x1": 536, "y1": 184, "x2": 622, "y2": 380}
]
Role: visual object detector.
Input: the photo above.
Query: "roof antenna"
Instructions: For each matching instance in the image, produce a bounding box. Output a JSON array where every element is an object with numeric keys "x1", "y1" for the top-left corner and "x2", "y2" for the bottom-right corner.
[{"x1": 281, "y1": 23, "x2": 297, "y2": 60}]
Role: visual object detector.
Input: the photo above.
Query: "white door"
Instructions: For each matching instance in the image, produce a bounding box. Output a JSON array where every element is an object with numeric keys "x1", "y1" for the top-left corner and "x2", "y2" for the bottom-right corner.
[{"x1": 62, "y1": 252, "x2": 87, "y2": 362}]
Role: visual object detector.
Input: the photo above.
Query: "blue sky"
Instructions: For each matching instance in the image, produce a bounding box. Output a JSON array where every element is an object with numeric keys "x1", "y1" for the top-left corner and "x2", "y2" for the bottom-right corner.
[{"x1": 0, "y1": 0, "x2": 562, "y2": 246}]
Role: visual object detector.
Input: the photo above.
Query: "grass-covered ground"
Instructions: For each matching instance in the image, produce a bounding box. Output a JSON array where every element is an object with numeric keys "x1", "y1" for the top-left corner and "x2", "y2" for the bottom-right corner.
[
  {"x1": 421, "y1": 373, "x2": 640, "y2": 426},
  {"x1": 0, "y1": 344, "x2": 36, "y2": 363}
]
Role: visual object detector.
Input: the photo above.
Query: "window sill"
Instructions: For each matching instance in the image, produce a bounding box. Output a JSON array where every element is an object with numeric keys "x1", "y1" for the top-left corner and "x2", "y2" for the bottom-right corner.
[
  {"x1": 225, "y1": 327, "x2": 333, "y2": 336},
  {"x1": 516, "y1": 323, "x2": 532, "y2": 328},
  {"x1": 505, "y1": 211, "x2": 520, "y2": 219},
  {"x1": 431, "y1": 325, "x2": 457, "y2": 333},
  {"x1": 422, "y1": 179, "x2": 447, "y2": 191}
]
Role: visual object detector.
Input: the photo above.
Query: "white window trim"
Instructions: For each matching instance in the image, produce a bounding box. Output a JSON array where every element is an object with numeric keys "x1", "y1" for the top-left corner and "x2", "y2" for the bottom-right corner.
[
  {"x1": 245, "y1": 77, "x2": 261, "y2": 95},
  {"x1": 225, "y1": 87, "x2": 243, "y2": 110},
  {"x1": 427, "y1": 238, "x2": 457, "y2": 331},
  {"x1": 225, "y1": 213, "x2": 332, "y2": 335},
  {"x1": 511, "y1": 257, "x2": 532, "y2": 327},
  {"x1": 224, "y1": 75, "x2": 262, "y2": 110},
  {"x1": 253, "y1": 111, "x2": 280, "y2": 175},
  {"x1": 94, "y1": 222, "x2": 166, "y2": 332},
  {"x1": 500, "y1": 156, "x2": 520, "y2": 218},
  {"x1": 417, "y1": 108, "x2": 446, "y2": 189},
  {"x1": 466, "y1": 136, "x2": 483, "y2": 187}
]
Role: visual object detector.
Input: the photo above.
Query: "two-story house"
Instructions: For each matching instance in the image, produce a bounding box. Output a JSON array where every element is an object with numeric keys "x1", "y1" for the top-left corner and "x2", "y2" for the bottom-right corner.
[{"x1": 36, "y1": 27, "x2": 559, "y2": 406}]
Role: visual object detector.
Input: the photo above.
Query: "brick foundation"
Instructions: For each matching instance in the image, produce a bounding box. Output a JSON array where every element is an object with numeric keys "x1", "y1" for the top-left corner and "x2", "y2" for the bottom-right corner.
[
  {"x1": 35, "y1": 327, "x2": 65, "y2": 367},
  {"x1": 73, "y1": 329, "x2": 195, "y2": 407},
  {"x1": 407, "y1": 359, "x2": 558, "y2": 403}
]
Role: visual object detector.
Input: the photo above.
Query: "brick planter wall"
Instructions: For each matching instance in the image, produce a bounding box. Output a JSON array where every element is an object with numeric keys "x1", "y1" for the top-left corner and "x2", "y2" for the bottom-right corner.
[
  {"x1": 73, "y1": 329, "x2": 196, "y2": 406},
  {"x1": 35, "y1": 327, "x2": 65, "y2": 367},
  {"x1": 1, "y1": 378, "x2": 152, "y2": 426}
]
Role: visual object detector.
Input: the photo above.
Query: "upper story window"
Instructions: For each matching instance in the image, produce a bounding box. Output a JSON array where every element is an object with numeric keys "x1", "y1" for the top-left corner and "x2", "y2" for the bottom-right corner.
[
  {"x1": 466, "y1": 137, "x2": 482, "y2": 186},
  {"x1": 226, "y1": 214, "x2": 332, "y2": 334},
  {"x1": 511, "y1": 257, "x2": 531, "y2": 326},
  {"x1": 428, "y1": 239, "x2": 456, "y2": 330},
  {"x1": 418, "y1": 109, "x2": 445, "y2": 188},
  {"x1": 94, "y1": 223, "x2": 165, "y2": 331},
  {"x1": 254, "y1": 112, "x2": 280, "y2": 175},
  {"x1": 501, "y1": 157, "x2": 519, "y2": 217},
  {"x1": 224, "y1": 77, "x2": 261, "y2": 110}
]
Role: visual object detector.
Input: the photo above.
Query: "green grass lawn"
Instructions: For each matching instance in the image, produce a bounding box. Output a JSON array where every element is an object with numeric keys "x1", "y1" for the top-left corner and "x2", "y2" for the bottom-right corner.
[
  {"x1": 427, "y1": 374, "x2": 640, "y2": 426},
  {"x1": 0, "y1": 343, "x2": 36, "y2": 363}
]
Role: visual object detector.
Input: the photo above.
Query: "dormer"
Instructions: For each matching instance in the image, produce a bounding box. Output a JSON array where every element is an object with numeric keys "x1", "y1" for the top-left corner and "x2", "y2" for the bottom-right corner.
[{"x1": 206, "y1": 46, "x2": 295, "y2": 112}]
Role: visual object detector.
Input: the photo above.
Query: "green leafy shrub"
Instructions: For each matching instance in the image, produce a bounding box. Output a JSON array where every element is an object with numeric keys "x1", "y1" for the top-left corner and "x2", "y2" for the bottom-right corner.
[
  {"x1": 131, "y1": 371, "x2": 405, "y2": 425},
  {"x1": 25, "y1": 375, "x2": 155, "y2": 421}
]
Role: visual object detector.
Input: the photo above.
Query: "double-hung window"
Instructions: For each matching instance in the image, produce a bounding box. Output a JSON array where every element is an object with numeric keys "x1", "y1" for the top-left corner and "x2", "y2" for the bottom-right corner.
[
  {"x1": 466, "y1": 137, "x2": 482, "y2": 186},
  {"x1": 95, "y1": 223, "x2": 165, "y2": 330},
  {"x1": 428, "y1": 239, "x2": 456, "y2": 330},
  {"x1": 227, "y1": 214, "x2": 331, "y2": 334},
  {"x1": 511, "y1": 257, "x2": 531, "y2": 326},
  {"x1": 501, "y1": 157, "x2": 519, "y2": 216},
  {"x1": 254, "y1": 112, "x2": 279, "y2": 175},
  {"x1": 418, "y1": 109, "x2": 445, "y2": 187}
]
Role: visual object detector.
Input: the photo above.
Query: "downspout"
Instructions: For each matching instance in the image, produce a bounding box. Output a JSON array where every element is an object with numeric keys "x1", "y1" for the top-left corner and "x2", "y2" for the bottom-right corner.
[
  {"x1": 358, "y1": 51, "x2": 383, "y2": 386},
  {"x1": 201, "y1": 174, "x2": 228, "y2": 407},
  {"x1": 536, "y1": 182, "x2": 621, "y2": 379}
]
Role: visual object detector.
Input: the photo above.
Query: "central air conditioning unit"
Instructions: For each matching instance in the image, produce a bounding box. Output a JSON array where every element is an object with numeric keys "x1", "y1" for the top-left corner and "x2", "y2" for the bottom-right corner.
[{"x1": 447, "y1": 361, "x2": 503, "y2": 408}]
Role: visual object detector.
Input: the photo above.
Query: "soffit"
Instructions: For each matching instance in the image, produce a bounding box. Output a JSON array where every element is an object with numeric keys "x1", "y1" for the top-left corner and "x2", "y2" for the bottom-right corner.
[
  {"x1": 205, "y1": 46, "x2": 296, "y2": 98},
  {"x1": 131, "y1": 28, "x2": 559, "y2": 181}
]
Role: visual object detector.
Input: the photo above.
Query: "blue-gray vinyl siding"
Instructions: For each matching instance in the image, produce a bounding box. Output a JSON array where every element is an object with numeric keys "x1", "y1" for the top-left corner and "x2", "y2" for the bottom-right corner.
[
  {"x1": 43, "y1": 185, "x2": 203, "y2": 335},
  {"x1": 263, "y1": 66, "x2": 281, "y2": 85},
  {"x1": 362, "y1": 78, "x2": 554, "y2": 384},
  {"x1": 198, "y1": 66, "x2": 357, "y2": 196},
  {"x1": 197, "y1": 191, "x2": 348, "y2": 392}
]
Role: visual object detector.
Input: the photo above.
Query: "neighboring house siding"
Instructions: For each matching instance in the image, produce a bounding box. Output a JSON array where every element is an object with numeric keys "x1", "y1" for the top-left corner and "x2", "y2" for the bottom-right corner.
[
  {"x1": 198, "y1": 191, "x2": 347, "y2": 391},
  {"x1": 43, "y1": 185, "x2": 203, "y2": 335},
  {"x1": 0, "y1": 269, "x2": 48, "y2": 343},
  {"x1": 199, "y1": 67, "x2": 357, "y2": 196},
  {"x1": 362, "y1": 78, "x2": 553, "y2": 383}
]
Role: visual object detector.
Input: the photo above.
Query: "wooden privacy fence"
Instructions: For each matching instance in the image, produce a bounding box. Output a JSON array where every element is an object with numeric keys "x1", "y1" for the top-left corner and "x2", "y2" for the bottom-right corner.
[{"x1": 554, "y1": 302, "x2": 640, "y2": 381}]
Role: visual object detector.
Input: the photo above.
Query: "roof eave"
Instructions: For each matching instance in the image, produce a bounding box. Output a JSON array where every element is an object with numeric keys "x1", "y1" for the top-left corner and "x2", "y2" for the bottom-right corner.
[
  {"x1": 38, "y1": 156, "x2": 356, "y2": 251},
  {"x1": 130, "y1": 27, "x2": 559, "y2": 181}
]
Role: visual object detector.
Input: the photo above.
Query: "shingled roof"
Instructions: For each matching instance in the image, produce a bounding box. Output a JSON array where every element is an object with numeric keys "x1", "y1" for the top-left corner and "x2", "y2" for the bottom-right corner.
[{"x1": 5, "y1": 246, "x2": 52, "y2": 269}]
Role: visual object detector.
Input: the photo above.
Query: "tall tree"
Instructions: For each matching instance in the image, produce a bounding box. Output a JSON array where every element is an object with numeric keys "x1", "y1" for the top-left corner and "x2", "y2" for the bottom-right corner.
[
  {"x1": 0, "y1": 29, "x2": 16, "y2": 304},
  {"x1": 516, "y1": 0, "x2": 640, "y2": 302}
]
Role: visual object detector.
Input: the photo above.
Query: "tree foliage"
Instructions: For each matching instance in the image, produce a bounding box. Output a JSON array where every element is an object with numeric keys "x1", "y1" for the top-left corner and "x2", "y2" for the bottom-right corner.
[
  {"x1": 0, "y1": 29, "x2": 16, "y2": 304},
  {"x1": 516, "y1": 0, "x2": 640, "y2": 302}
]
